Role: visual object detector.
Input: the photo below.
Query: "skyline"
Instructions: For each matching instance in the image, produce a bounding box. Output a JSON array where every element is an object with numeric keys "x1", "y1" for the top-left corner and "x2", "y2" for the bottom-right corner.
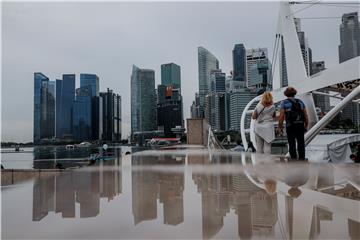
[{"x1": 2, "y1": 1, "x2": 358, "y2": 142}]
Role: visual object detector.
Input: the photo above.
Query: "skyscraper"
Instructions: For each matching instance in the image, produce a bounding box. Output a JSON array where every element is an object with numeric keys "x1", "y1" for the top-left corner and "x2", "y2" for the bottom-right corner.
[
  {"x1": 161, "y1": 63, "x2": 181, "y2": 90},
  {"x1": 210, "y1": 69, "x2": 226, "y2": 93},
  {"x1": 190, "y1": 92, "x2": 201, "y2": 118},
  {"x1": 338, "y1": 12, "x2": 360, "y2": 124},
  {"x1": 339, "y1": 12, "x2": 360, "y2": 63},
  {"x1": 56, "y1": 74, "x2": 75, "y2": 139},
  {"x1": 198, "y1": 47, "x2": 219, "y2": 116},
  {"x1": 246, "y1": 48, "x2": 272, "y2": 93},
  {"x1": 294, "y1": 18, "x2": 312, "y2": 76},
  {"x1": 131, "y1": 65, "x2": 157, "y2": 135},
  {"x1": 33, "y1": 72, "x2": 55, "y2": 143},
  {"x1": 80, "y1": 74, "x2": 99, "y2": 97},
  {"x1": 232, "y1": 44, "x2": 247, "y2": 82},
  {"x1": 157, "y1": 63, "x2": 184, "y2": 137},
  {"x1": 73, "y1": 86, "x2": 92, "y2": 141},
  {"x1": 100, "y1": 88, "x2": 121, "y2": 141},
  {"x1": 80, "y1": 73, "x2": 100, "y2": 140}
]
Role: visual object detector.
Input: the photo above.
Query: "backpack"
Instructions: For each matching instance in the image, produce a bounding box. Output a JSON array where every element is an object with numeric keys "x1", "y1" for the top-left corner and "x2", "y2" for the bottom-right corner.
[{"x1": 285, "y1": 99, "x2": 305, "y2": 126}]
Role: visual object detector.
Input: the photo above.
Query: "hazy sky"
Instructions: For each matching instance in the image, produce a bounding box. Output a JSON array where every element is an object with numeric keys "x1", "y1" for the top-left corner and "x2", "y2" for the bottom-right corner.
[{"x1": 2, "y1": 1, "x2": 358, "y2": 142}]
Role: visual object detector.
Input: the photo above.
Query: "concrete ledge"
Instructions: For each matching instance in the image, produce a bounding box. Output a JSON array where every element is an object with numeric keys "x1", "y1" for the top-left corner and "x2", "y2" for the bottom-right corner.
[{"x1": 1, "y1": 169, "x2": 64, "y2": 186}]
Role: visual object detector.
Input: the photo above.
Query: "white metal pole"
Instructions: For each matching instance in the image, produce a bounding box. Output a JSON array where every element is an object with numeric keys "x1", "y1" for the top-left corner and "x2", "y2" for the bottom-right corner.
[{"x1": 305, "y1": 85, "x2": 360, "y2": 146}]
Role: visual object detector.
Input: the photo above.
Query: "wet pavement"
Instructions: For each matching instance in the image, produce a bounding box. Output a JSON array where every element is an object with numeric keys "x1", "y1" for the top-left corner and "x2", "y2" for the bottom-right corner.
[{"x1": 2, "y1": 149, "x2": 360, "y2": 239}]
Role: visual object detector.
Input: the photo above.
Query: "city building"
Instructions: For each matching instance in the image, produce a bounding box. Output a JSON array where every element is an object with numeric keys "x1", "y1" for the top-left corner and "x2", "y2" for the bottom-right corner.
[
  {"x1": 157, "y1": 63, "x2": 184, "y2": 137},
  {"x1": 280, "y1": 35, "x2": 289, "y2": 87},
  {"x1": 295, "y1": 18, "x2": 312, "y2": 76},
  {"x1": 33, "y1": 72, "x2": 55, "y2": 143},
  {"x1": 161, "y1": 63, "x2": 181, "y2": 90},
  {"x1": 210, "y1": 69, "x2": 226, "y2": 93},
  {"x1": 338, "y1": 12, "x2": 360, "y2": 63},
  {"x1": 56, "y1": 74, "x2": 75, "y2": 139},
  {"x1": 204, "y1": 92, "x2": 226, "y2": 131},
  {"x1": 73, "y1": 86, "x2": 92, "y2": 141},
  {"x1": 80, "y1": 73, "x2": 100, "y2": 140},
  {"x1": 100, "y1": 88, "x2": 121, "y2": 141},
  {"x1": 246, "y1": 48, "x2": 272, "y2": 88},
  {"x1": 157, "y1": 87, "x2": 184, "y2": 137},
  {"x1": 246, "y1": 48, "x2": 272, "y2": 93},
  {"x1": 131, "y1": 65, "x2": 157, "y2": 136},
  {"x1": 338, "y1": 12, "x2": 360, "y2": 124},
  {"x1": 80, "y1": 74, "x2": 99, "y2": 97},
  {"x1": 228, "y1": 89, "x2": 257, "y2": 131},
  {"x1": 225, "y1": 75, "x2": 244, "y2": 92},
  {"x1": 311, "y1": 61, "x2": 330, "y2": 114},
  {"x1": 190, "y1": 93, "x2": 202, "y2": 118},
  {"x1": 232, "y1": 44, "x2": 247, "y2": 82},
  {"x1": 198, "y1": 46, "x2": 219, "y2": 117}
]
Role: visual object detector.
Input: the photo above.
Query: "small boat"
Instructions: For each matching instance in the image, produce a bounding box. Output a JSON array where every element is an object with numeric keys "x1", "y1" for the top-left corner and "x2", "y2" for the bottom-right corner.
[{"x1": 76, "y1": 142, "x2": 92, "y2": 148}]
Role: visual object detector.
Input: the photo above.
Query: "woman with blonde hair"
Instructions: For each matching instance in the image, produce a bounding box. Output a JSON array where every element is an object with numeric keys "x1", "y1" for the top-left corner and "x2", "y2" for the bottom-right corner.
[{"x1": 252, "y1": 91, "x2": 276, "y2": 154}]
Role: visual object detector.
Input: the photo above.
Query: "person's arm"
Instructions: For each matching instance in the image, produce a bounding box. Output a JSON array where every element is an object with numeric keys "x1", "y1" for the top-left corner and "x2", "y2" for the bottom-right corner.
[
  {"x1": 303, "y1": 107, "x2": 309, "y2": 130},
  {"x1": 252, "y1": 109, "x2": 258, "y2": 119},
  {"x1": 278, "y1": 109, "x2": 285, "y2": 131}
]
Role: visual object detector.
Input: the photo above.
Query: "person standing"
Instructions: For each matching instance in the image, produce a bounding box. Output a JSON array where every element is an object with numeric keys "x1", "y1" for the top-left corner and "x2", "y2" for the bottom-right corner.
[
  {"x1": 252, "y1": 92, "x2": 276, "y2": 154},
  {"x1": 278, "y1": 87, "x2": 309, "y2": 160}
]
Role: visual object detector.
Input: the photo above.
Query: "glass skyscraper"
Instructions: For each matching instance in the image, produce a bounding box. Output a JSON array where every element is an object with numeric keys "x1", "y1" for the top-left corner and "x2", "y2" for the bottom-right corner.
[
  {"x1": 339, "y1": 12, "x2": 360, "y2": 63},
  {"x1": 56, "y1": 74, "x2": 75, "y2": 139},
  {"x1": 100, "y1": 88, "x2": 121, "y2": 141},
  {"x1": 131, "y1": 65, "x2": 156, "y2": 135},
  {"x1": 73, "y1": 86, "x2": 92, "y2": 141},
  {"x1": 33, "y1": 72, "x2": 55, "y2": 143},
  {"x1": 80, "y1": 73, "x2": 99, "y2": 97},
  {"x1": 232, "y1": 44, "x2": 247, "y2": 82},
  {"x1": 198, "y1": 46, "x2": 219, "y2": 117},
  {"x1": 161, "y1": 63, "x2": 181, "y2": 90}
]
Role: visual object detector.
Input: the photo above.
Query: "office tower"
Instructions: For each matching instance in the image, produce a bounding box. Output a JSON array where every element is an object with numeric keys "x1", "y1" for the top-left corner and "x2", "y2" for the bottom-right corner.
[
  {"x1": 131, "y1": 65, "x2": 157, "y2": 135},
  {"x1": 246, "y1": 48, "x2": 272, "y2": 90},
  {"x1": 280, "y1": 36, "x2": 289, "y2": 87},
  {"x1": 80, "y1": 74, "x2": 99, "y2": 97},
  {"x1": 311, "y1": 61, "x2": 330, "y2": 114},
  {"x1": 33, "y1": 72, "x2": 56, "y2": 143},
  {"x1": 56, "y1": 74, "x2": 75, "y2": 139},
  {"x1": 100, "y1": 88, "x2": 121, "y2": 141},
  {"x1": 161, "y1": 63, "x2": 181, "y2": 90},
  {"x1": 210, "y1": 69, "x2": 226, "y2": 93},
  {"x1": 80, "y1": 73, "x2": 100, "y2": 140},
  {"x1": 225, "y1": 75, "x2": 243, "y2": 92},
  {"x1": 204, "y1": 92, "x2": 226, "y2": 131},
  {"x1": 246, "y1": 48, "x2": 272, "y2": 93},
  {"x1": 73, "y1": 86, "x2": 92, "y2": 141},
  {"x1": 294, "y1": 18, "x2": 312, "y2": 76},
  {"x1": 190, "y1": 92, "x2": 202, "y2": 118},
  {"x1": 232, "y1": 44, "x2": 247, "y2": 82},
  {"x1": 198, "y1": 46, "x2": 219, "y2": 116},
  {"x1": 339, "y1": 12, "x2": 360, "y2": 63},
  {"x1": 157, "y1": 86, "x2": 184, "y2": 137},
  {"x1": 228, "y1": 89, "x2": 257, "y2": 131}
]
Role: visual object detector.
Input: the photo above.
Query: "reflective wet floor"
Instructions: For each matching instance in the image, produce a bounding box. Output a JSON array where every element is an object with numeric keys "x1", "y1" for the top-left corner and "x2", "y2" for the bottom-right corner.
[{"x1": 2, "y1": 149, "x2": 360, "y2": 239}]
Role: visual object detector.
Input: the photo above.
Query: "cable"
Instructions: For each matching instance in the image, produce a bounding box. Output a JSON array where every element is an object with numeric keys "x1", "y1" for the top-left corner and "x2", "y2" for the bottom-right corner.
[
  {"x1": 298, "y1": 16, "x2": 343, "y2": 19},
  {"x1": 287, "y1": 0, "x2": 322, "y2": 18}
]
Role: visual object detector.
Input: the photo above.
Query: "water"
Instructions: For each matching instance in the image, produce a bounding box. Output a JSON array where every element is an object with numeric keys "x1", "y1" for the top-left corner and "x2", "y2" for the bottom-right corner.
[
  {"x1": 1, "y1": 149, "x2": 359, "y2": 239},
  {"x1": 1, "y1": 145, "x2": 135, "y2": 169}
]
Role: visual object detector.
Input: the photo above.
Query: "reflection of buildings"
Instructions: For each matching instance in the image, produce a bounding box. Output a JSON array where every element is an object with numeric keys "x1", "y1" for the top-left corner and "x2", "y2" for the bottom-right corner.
[
  {"x1": 131, "y1": 154, "x2": 185, "y2": 226},
  {"x1": 189, "y1": 154, "x2": 278, "y2": 239},
  {"x1": 32, "y1": 158, "x2": 122, "y2": 221}
]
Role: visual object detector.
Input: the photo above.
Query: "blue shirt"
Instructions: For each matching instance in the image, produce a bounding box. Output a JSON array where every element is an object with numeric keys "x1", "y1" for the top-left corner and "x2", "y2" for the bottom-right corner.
[{"x1": 281, "y1": 98, "x2": 305, "y2": 127}]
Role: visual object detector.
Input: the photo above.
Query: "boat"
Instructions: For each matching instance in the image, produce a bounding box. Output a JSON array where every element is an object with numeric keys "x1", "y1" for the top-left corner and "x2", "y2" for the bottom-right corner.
[
  {"x1": 76, "y1": 142, "x2": 92, "y2": 148},
  {"x1": 65, "y1": 145, "x2": 75, "y2": 150}
]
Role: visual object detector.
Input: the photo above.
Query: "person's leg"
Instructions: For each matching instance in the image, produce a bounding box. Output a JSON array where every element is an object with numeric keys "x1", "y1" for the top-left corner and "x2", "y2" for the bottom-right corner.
[
  {"x1": 255, "y1": 133, "x2": 264, "y2": 153},
  {"x1": 296, "y1": 125, "x2": 305, "y2": 159},
  {"x1": 286, "y1": 127, "x2": 297, "y2": 159},
  {"x1": 264, "y1": 140, "x2": 271, "y2": 154}
]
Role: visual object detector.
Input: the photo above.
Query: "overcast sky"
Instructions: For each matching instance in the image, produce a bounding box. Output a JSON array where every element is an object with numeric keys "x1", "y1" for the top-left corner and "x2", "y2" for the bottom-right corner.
[{"x1": 2, "y1": 1, "x2": 358, "y2": 142}]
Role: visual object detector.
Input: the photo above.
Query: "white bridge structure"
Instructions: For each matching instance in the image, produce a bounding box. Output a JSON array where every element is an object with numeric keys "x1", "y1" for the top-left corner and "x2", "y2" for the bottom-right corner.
[{"x1": 239, "y1": 1, "x2": 360, "y2": 156}]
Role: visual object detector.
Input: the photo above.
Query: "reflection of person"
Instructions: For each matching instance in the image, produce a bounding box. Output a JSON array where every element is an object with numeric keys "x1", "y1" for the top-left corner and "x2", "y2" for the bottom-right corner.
[
  {"x1": 252, "y1": 92, "x2": 276, "y2": 154},
  {"x1": 278, "y1": 87, "x2": 309, "y2": 160},
  {"x1": 264, "y1": 179, "x2": 277, "y2": 195},
  {"x1": 231, "y1": 140, "x2": 245, "y2": 152}
]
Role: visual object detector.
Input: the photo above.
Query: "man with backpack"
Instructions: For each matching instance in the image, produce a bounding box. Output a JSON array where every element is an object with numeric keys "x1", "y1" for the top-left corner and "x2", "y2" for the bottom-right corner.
[{"x1": 278, "y1": 87, "x2": 309, "y2": 160}]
